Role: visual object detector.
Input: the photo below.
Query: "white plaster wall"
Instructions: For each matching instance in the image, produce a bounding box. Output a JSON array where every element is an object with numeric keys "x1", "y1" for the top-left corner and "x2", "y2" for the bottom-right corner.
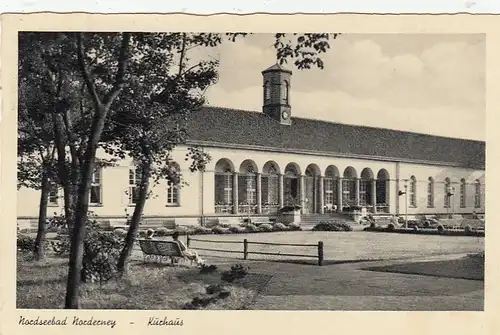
[{"x1": 17, "y1": 145, "x2": 485, "y2": 219}]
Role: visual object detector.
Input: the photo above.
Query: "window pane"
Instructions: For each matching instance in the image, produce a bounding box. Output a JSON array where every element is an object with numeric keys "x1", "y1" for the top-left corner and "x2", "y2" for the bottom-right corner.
[{"x1": 90, "y1": 186, "x2": 101, "y2": 204}]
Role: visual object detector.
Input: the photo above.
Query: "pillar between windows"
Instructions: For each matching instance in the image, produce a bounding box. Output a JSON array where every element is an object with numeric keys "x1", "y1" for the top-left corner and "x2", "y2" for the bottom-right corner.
[
  {"x1": 256, "y1": 173, "x2": 262, "y2": 214},
  {"x1": 300, "y1": 175, "x2": 306, "y2": 214},
  {"x1": 371, "y1": 178, "x2": 377, "y2": 213},
  {"x1": 278, "y1": 174, "x2": 284, "y2": 209},
  {"x1": 337, "y1": 177, "x2": 343, "y2": 213},
  {"x1": 233, "y1": 172, "x2": 239, "y2": 214},
  {"x1": 355, "y1": 178, "x2": 360, "y2": 207},
  {"x1": 319, "y1": 176, "x2": 325, "y2": 214}
]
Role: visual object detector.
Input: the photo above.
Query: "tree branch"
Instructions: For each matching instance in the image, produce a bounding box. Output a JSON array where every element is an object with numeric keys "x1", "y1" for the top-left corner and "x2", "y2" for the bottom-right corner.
[
  {"x1": 103, "y1": 32, "x2": 131, "y2": 107},
  {"x1": 76, "y1": 33, "x2": 101, "y2": 111}
]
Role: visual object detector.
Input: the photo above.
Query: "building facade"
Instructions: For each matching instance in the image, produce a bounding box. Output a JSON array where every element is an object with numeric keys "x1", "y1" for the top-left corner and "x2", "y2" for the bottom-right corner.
[{"x1": 17, "y1": 64, "x2": 486, "y2": 226}]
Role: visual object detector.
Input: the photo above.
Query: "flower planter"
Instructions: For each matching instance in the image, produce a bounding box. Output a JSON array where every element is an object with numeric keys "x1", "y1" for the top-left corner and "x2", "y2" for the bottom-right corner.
[{"x1": 277, "y1": 207, "x2": 301, "y2": 224}]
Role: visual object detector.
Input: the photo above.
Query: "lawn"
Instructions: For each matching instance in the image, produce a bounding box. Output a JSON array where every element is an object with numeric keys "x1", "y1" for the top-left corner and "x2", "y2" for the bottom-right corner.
[
  {"x1": 363, "y1": 252, "x2": 484, "y2": 281},
  {"x1": 16, "y1": 253, "x2": 271, "y2": 310},
  {"x1": 181, "y1": 231, "x2": 484, "y2": 263}
]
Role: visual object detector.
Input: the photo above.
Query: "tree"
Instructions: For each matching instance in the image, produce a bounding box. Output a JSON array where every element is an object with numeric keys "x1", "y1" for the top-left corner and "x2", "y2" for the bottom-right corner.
[
  {"x1": 18, "y1": 31, "x2": 340, "y2": 308},
  {"x1": 18, "y1": 54, "x2": 60, "y2": 261},
  {"x1": 99, "y1": 33, "x2": 217, "y2": 274}
]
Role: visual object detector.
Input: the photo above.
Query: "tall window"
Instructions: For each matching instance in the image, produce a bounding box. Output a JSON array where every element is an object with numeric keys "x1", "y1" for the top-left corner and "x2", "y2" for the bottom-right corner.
[
  {"x1": 474, "y1": 180, "x2": 481, "y2": 208},
  {"x1": 409, "y1": 176, "x2": 417, "y2": 207},
  {"x1": 48, "y1": 183, "x2": 59, "y2": 206},
  {"x1": 262, "y1": 163, "x2": 279, "y2": 209},
  {"x1": 90, "y1": 168, "x2": 102, "y2": 205},
  {"x1": 444, "y1": 178, "x2": 451, "y2": 208},
  {"x1": 129, "y1": 168, "x2": 141, "y2": 205},
  {"x1": 264, "y1": 81, "x2": 271, "y2": 102},
  {"x1": 359, "y1": 180, "x2": 368, "y2": 206},
  {"x1": 460, "y1": 178, "x2": 466, "y2": 208},
  {"x1": 282, "y1": 80, "x2": 289, "y2": 105},
  {"x1": 324, "y1": 178, "x2": 334, "y2": 207},
  {"x1": 166, "y1": 163, "x2": 180, "y2": 206},
  {"x1": 427, "y1": 177, "x2": 434, "y2": 208}
]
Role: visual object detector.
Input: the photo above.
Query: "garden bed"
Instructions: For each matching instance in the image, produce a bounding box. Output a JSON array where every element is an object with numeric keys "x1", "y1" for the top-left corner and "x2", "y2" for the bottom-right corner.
[{"x1": 363, "y1": 226, "x2": 484, "y2": 237}]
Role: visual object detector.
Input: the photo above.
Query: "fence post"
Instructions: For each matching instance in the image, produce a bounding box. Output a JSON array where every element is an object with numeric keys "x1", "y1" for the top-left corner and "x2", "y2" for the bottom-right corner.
[
  {"x1": 186, "y1": 233, "x2": 190, "y2": 247},
  {"x1": 243, "y1": 239, "x2": 248, "y2": 260},
  {"x1": 318, "y1": 241, "x2": 324, "y2": 266}
]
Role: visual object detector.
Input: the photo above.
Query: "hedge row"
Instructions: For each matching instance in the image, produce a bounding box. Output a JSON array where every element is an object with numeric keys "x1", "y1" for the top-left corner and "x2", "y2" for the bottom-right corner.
[
  {"x1": 112, "y1": 221, "x2": 303, "y2": 238},
  {"x1": 363, "y1": 226, "x2": 485, "y2": 237}
]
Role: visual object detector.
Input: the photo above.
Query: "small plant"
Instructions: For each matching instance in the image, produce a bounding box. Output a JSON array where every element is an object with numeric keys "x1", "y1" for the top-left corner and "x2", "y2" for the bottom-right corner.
[
  {"x1": 212, "y1": 225, "x2": 230, "y2": 234},
  {"x1": 229, "y1": 226, "x2": 247, "y2": 234},
  {"x1": 312, "y1": 221, "x2": 353, "y2": 232},
  {"x1": 272, "y1": 222, "x2": 288, "y2": 231},
  {"x1": 258, "y1": 223, "x2": 274, "y2": 232},
  {"x1": 464, "y1": 225, "x2": 472, "y2": 234},
  {"x1": 113, "y1": 228, "x2": 127, "y2": 238},
  {"x1": 287, "y1": 222, "x2": 302, "y2": 231},
  {"x1": 193, "y1": 226, "x2": 213, "y2": 235},
  {"x1": 437, "y1": 225, "x2": 445, "y2": 233},
  {"x1": 174, "y1": 226, "x2": 189, "y2": 235},
  {"x1": 199, "y1": 264, "x2": 218, "y2": 274},
  {"x1": 138, "y1": 230, "x2": 147, "y2": 238},
  {"x1": 387, "y1": 223, "x2": 395, "y2": 231},
  {"x1": 205, "y1": 283, "x2": 224, "y2": 295},
  {"x1": 244, "y1": 223, "x2": 259, "y2": 233},
  {"x1": 154, "y1": 227, "x2": 171, "y2": 237},
  {"x1": 17, "y1": 234, "x2": 36, "y2": 253},
  {"x1": 221, "y1": 264, "x2": 249, "y2": 283}
]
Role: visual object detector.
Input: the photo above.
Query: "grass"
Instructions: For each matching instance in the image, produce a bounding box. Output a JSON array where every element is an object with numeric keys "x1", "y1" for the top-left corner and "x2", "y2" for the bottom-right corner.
[
  {"x1": 16, "y1": 252, "x2": 266, "y2": 310},
  {"x1": 363, "y1": 252, "x2": 484, "y2": 281},
  {"x1": 185, "y1": 231, "x2": 484, "y2": 263}
]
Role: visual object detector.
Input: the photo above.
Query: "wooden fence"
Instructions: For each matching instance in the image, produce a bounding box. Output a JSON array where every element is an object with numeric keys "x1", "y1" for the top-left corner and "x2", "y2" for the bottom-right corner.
[{"x1": 186, "y1": 234, "x2": 324, "y2": 266}]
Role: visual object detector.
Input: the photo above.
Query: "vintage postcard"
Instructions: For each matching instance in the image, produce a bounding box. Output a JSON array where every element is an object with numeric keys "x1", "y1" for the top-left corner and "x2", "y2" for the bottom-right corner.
[{"x1": 0, "y1": 12, "x2": 497, "y2": 335}]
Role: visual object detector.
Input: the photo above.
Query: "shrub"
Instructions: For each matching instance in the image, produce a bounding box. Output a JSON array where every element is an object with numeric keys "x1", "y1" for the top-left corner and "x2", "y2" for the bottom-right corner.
[
  {"x1": 206, "y1": 283, "x2": 225, "y2": 295},
  {"x1": 369, "y1": 222, "x2": 377, "y2": 229},
  {"x1": 174, "y1": 226, "x2": 189, "y2": 235},
  {"x1": 437, "y1": 225, "x2": 445, "y2": 233},
  {"x1": 17, "y1": 234, "x2": 36, "y2": 253},
  {"x1": 138, "y1": 230, "x2": 147, "y2": 238},
  {"x1": 229, "y1": 226, "x2": 247, "y2": 234},
  {"x1": 221, "y1": 264, "x2": 249, "y2": 283},
  {"x1": 199, "y1": 264, "x2": 218, "y2": 274},
  {"x1": 272, "y1": 222, "x2": 288, "y2": 231},
  {"x1": 464, "y1": 225, "x2": 472, "y2": 234},
  {"x1": 244, "y1": 223, "x2": 259, "y2": 233},
  {"x1": 81, "y1": 221, "x2": 125, "y2": 284},
  {"x1": 113, "y1": 228, "x2": 127, "y2": 238},
  {"x1": 154, "y1": 227, "x2": 171, "y2": 237},
  {"x1": 258, "y1": 223, "x2": 274, "y2": 232},
  {"x1": 193, "y1": 226, "x2": 213, "y2": 235},
  {"x1": 413, "y1": 225, "x2": 419, "y2": 231},
  {"x1": 312, "y1": 221, "x2": 353, "y2": 232},
  {"x1": 387, "y1": 223, "x2": 395, "y2": 231},
  {"x1": 287, "y1": 222, "x2": 302, "y2": 231},
  {"x1": 212, "y1": 225, "x2": 230, "y2": 234}
]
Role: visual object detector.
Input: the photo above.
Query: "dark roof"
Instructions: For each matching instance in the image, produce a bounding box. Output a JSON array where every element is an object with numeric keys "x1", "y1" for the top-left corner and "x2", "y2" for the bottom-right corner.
[
  {"x1": 262, "y1": 63, "x2": 292, "y2": 74},
  {"x1": 186, "y1": 106, "x2": 485, "y2": 170}
]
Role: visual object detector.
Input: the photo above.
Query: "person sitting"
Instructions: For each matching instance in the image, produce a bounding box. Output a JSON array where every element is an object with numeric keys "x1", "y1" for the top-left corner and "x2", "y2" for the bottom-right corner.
[{"x1": 171, "y1": 231, "x2": 204, "y2": 266}]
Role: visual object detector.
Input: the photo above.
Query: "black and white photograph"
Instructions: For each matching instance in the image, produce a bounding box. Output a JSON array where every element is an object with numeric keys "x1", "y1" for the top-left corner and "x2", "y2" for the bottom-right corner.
[{"x1": 15, "y1": 30, "x2": 485, "y2": 311}]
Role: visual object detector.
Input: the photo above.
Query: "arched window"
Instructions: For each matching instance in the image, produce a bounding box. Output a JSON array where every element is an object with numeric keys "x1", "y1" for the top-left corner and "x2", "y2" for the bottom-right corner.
[
  {"x1": 264, "y1": 81, "x2": 271, "y2": 102},
  {"x1": 460, "y1": 178, "x2": 466, "y2": 208},
  {"x1": 427, "y1": 177, "x2": 434, "y2": 208},
  {"x1": 214, "y1": 159, "x2": 235, "y2": 214},
  {"x1": 262, "y1": 161, "x2": 280, "y2": 214},
  {"x1": 474, "y1": 180, "x2": 481, "y2": 208},
  {"x1": 409, "y1": 176, "x2": 417, "y2": 207},
  {"x1": 444, "y1": 178, "x2": 451, "y2": 208},
  {"x1": 282, "y1": 80, "x2": 289, "y2": 105},
  {"x1": 238, "y1": 160, "x2": 258, "y2": 214}
]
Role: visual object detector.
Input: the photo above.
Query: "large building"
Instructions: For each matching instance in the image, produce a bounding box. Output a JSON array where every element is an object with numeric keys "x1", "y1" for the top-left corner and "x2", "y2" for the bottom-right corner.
[{"x1": 17, "y1": 64, "x2": 486, "y2": 226}]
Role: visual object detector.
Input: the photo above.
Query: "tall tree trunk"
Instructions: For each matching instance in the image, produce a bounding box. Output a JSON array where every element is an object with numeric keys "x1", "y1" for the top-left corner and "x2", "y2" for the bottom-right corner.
[
  {"x1": 117, "y1": 162, "x2": 151, "y2": 275},
  {"x1": 34, "y1": 171, "x2": 50, "y2": 261},
  {"x1": 64, "y1": 106, "x2": 108, "y2": 309}
]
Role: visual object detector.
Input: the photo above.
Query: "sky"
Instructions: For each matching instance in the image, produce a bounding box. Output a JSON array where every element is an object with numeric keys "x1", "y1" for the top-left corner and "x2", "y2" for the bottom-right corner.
[{"x1": 192, "y1": 33, "x2": 485, "y2": 141}]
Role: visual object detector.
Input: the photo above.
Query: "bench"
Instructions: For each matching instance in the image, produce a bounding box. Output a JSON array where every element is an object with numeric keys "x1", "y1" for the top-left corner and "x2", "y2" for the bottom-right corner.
[{"x1": 138, "y1": 239, "x2": 190, "y2": 266}]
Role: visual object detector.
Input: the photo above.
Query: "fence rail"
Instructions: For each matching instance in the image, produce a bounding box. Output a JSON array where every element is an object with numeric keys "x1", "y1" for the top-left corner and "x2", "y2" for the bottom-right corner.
[{"x1": 186, "y1": 234, "x2": 324, "y2": 266}]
